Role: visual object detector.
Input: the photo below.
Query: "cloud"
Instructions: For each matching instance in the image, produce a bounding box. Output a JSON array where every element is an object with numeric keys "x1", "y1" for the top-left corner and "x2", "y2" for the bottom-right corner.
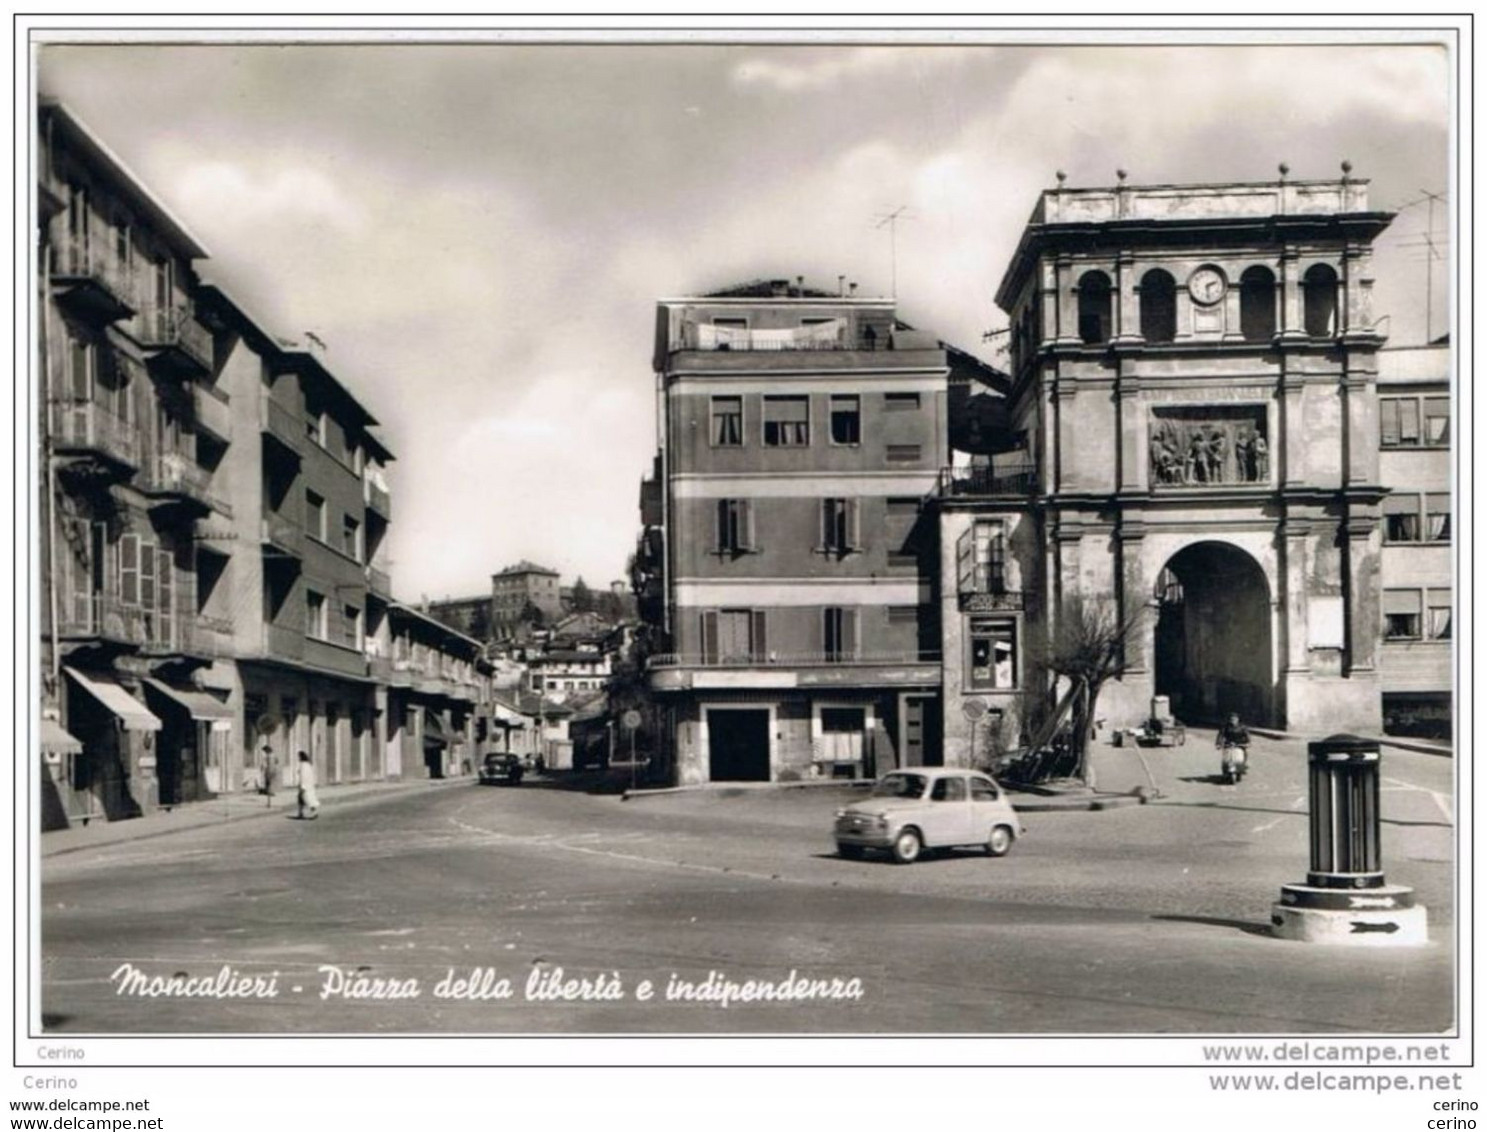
[
  {"x1": 731, "y1": 46, "x2": 949, "y2": 93},
  {"x1": 172, "y1": 159, "x2": 368, "y2": 235}
]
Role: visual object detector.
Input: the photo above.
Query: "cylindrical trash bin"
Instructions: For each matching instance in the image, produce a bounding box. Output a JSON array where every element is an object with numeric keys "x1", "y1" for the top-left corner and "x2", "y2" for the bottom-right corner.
[{"x1": 1306, "y1": 733, "x2": 1383, "y2": 889}]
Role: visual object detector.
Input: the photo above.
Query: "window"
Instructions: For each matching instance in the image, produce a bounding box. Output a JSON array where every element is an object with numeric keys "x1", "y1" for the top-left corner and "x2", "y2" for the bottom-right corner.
[
  {"x1": 1427, "y1": 589, "x2": 1452, "y2": 640},
  {"x1": 306, "y1": 590, "x2": 328, "y2": 640},
  {"x1": 306, "y1": 491, "x2": 326, "y2": 540},
  {"x1": 1139, "y1": 269, "x2": 1177, "y2": 342},
  {"x1": 715, "y1": 498, "x2": 756, "y2": 554},
  {"x1": 1426, "y1": 493, "x2": 1451, "y2": 541},
  {"x1": 700, "y1": 608, "x2": 766, "y2": 664},
  {"x1": 710, "y1": 396, "x2": 743, "y2": 446},
  {"x1": 1381, "y1": 397, "x2": 1439, "y2": 448},
  {"x1": 1383, "y1": 590, "x2": 1421, "y2": 640},
  {"x1": 1303, "y1": 264, "x2": 1338, "y2": 337},
  {"x1": 1424, "y1": 398, "x2": 1450, "y2": 445},
  {"x1": 823, "y1": 607, "x2": 858, "y2": 661},
  {"x1": 1077, "y1": 271, "x2": 1113, "y2": 345},
  {"x1": 884, "y1": 392, "x2": 920, "y2": 411},
  {"x1": 886, "y1": 498, "x2": 920, "y2": 567},
  {"x1": 342, "y1": 514, "x2": 362, "y2": 561},
  {"x1": 957, "y1": 519, "x2": 1006, "y2": 595},
  {"x1": 711, "y1": 316, "x2": 748, "y2": 351},
  {"x1": 829, "y1": 395, "x2": 861, "y2": 445},
  {"x1": 931, "y1": 776, "x2": 968, "y2": 802},
  {"x1": 763, "y1": 396, "x2": 809, "y2": 446},
  {"x1": 820, "y1": 498, "x2": 860, "y2": 555},
  {"x1": 343, "y1": 604, "x2": 363, "y2": 650},
  {"x1": 68, "y1": 337, "x2": 93, "y2": 402},
  {"x1": 968, "y1": 617, "x2": 1016, "y2": 689},
  {"x1": 1383, "y1": 495, "x2": 1421, "y2": 543},
  {"x1": 1240, "y1": 266, "x2": 1277, "y2": 341},
  {"x1": 970, "y1": 777, "x2": 1000, "y2": 802}
]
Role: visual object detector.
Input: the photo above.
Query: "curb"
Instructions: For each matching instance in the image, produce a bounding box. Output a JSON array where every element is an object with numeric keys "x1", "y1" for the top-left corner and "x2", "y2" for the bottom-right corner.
[
  {"x1": 40, "y1": 779, "x2": 465, "y2": 859},
  {"x1": 622, "y1": 779, "x2": 872, "y2": 802},
  {"x1": 1009, "y1": 793, "x2": 1146, "y2": 813}
]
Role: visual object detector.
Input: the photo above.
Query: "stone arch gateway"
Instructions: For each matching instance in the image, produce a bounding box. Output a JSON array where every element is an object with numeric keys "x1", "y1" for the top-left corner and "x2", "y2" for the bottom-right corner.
[{"x1": 1152, "y1": 541, "x2": 1275, "y2": 726}]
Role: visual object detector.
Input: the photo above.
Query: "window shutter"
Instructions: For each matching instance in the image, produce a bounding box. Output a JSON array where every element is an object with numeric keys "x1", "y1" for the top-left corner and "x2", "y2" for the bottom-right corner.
[
  {"x1": 846, "y1": 499, "x2": 861, "y2": 550},
  {"x1": 715, "y1": 500, "x2": 728, "y2": 552},
  {"x1": 119, "y1": 534, "x2": 140, "y2": 606},
  {"x1": 157, "y1": 548, "x2": 173, "y2": 647},
  {"x1": 69, "y1": 529, "x2": 91, "y2": 625},
  {"x1": 1380, "y1": 401, "x2": 1400, "y2": 446},
  {"x1": 700, "y1": 611, "x2": 719, "y2": 665},
  {"x1": 742, "y1": 499, "x2": 756, "y2": 551},
  {"x1": 139, "y1": 541, "x2": 156, "y2": 612},
  {"x1": 751, "y1": 610, "x2": 767, "y2": 661},
  {"x1": 989, "y1": 524, "x2": 1006, "y2": 591},
  {"x1": 956, "y1": 527, "x2": 973, "y2": 593},
  {"x1": 820, "y1": 498, "x2": 831, "y2": 549},
  {"x1": 842, "y1": 608, "x2": 858, "y2": 658}
]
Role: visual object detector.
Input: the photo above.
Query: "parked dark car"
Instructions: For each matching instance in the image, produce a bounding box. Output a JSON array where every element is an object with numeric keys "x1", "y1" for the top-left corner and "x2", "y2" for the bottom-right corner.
[{"x1": 478, "y1": 753, "x2": 525, "y2": 786}]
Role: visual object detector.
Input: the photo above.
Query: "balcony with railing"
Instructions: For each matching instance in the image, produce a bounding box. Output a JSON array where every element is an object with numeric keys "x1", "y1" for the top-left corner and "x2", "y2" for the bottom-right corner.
[
  {"x1": 365, "y1": 479, "x2": 391, "y2": 520},
  {"x1": 137, "y1": 305, "x2": 214, "y2": 377},
  {"x1": 937, "y1": 465, "x2": 1039, "y2": 498},
  {"x1": 646, "y1": 649, "x2": 942, "y2": 692},
  {"x1": 193, "y1": 383, "x2": 232, "y2": 444},
  {"x1": 192, "y1": 613, "x2": 235, "y2": 658},
  {"x1": 56, "y1": 592, "x2": 147, "y2": 648},
  {"x1": 261, "y1": 395, "x2": 305, "y2": 460},
  {"x1": 141, "y1": 452, "x2": 213, "y2": 514},
  {"x1": 49, "y1": 235, "x2": 136, "y2": 322},
  {"x1": 260, "y1": 511, "x2": 304, "y2": 560},
  {"x1": 49, "y1": 400, "x2": 142, "y2": 476},
  {"x1": 365, "y1": 563, "x2": 392, "y2": 599}
]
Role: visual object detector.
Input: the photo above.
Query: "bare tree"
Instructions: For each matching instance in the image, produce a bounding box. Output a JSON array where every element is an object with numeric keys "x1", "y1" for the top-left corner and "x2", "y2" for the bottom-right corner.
[{"x1": 1044, "y1": 594, "x2": 1147, "y2": 785}]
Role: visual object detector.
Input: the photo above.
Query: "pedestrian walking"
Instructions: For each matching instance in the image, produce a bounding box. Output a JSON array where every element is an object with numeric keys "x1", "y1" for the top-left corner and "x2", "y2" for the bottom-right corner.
[{"x1": 294, "y1": 750, "x2": 320, "y2": 820}]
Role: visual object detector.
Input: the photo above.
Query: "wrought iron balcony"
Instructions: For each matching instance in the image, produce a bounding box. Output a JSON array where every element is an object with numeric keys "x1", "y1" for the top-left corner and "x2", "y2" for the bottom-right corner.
[
  {"x1": 49, "y1": 236, "x2": 136, "y2": 322},
  {"x1": 137, "y1": 305, "x2": 213, "y2": 377},
  {"x1": 937, "y1": 465, "x2": 1039, "y2": 498},
  {"x1": 49, "y1": 400, "x2": 142, "y2": 477}
]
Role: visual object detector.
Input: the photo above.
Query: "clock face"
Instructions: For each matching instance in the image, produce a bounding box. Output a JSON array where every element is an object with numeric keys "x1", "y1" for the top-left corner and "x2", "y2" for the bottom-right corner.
[{"x1": 1188, "y1": 268, "x2": 1226, "y2": 306}]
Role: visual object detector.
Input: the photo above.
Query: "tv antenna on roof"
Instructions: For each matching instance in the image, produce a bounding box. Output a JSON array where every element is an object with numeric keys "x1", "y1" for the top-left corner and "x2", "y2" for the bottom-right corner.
[
  {"x1": 873, "y1": 205, "x2": 916, "y2": 299},
  {"x1": 1419, "y1": 189, "x2": 1446, "y2": 343}
]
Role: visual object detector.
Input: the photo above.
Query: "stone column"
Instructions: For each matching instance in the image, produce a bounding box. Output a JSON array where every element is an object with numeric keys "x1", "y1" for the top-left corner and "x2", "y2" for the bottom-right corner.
[
  {"x1": 1116, "y1": 519, "x2": 1150, "y2": 677},
  {"x1": 1117, "y1": 371, "x2": 1145, "y2": 492},
  {"x1": 1114, "y1": 251, "x2": 1139, "y2": 343},
  {"x1": 1054, "y1": 255, "x2": 1078, "y2": 344},
  {"x1": 1342, "y1": 359, "x2": 1378, "y2": 488},
  {"x1": 1344, "y1": 513, "x2": 1381, "y2": 675},
  {"x1": 1039, "y1": 258, "x2": 1059, "y2": 344},
  {"x1": 1278, "y1": 366, "x2": 1307, "y2": 488},
  {"x1": 1053, "y1": 376, "x2": 1078, "y2": 493},
  {"x1": 1279, "y1": 245, "x2": 1304, "y2": 337},
  {"x1": 1051, "y1": 520, "x2": 1084, "y2": 616},
  {"x1": 1279, "y1": 514, "x2": 1312, "y2": 678}
]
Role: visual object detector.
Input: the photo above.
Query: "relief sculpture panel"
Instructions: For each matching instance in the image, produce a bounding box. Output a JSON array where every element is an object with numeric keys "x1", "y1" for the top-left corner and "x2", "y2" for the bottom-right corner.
[{"x1": 1148, "y1": 405, "x2": 1269, "y2": 486}]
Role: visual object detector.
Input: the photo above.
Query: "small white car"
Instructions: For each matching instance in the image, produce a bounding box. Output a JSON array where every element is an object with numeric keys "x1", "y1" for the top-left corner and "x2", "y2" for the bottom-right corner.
[{"x1": 834, "y1": 768, "x2": 1024, "y2": 864}]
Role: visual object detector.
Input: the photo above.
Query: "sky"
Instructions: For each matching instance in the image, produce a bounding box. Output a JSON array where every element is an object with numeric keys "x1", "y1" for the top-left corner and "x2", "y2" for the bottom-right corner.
[{"x1": 35, "y1": 36, "x2": 1452, "y2": 603}]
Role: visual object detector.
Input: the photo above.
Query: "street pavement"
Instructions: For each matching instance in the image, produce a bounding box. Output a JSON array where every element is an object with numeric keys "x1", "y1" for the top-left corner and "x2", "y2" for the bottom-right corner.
[{"x1": 37, "y1": 731, "x2": 1454, "y2": 1034}]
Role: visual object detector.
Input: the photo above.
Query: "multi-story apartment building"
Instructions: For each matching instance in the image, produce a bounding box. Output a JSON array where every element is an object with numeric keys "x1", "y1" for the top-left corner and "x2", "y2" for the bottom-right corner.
[
  {"x1": 193, "y1": 283, "x2": 397, "y2": 796},
  {"x1": 1376, "y1": 340, "x2": 1452, "y2": 738},
  {"x1": 640, "y1": 279, "x2": 952, "y2": 784},
  {"x1": 491, "y1": 560, "x2": 562, "y2": 628},
  {"x1": 425, "y1": 594, "x2": 492, "y2": 640},
  {"x1": 39, "y1": 100, "x2": 228, "y2": 828},
  {"x1": 383, "y1": 604, "x2": 489, "y2": 777}
]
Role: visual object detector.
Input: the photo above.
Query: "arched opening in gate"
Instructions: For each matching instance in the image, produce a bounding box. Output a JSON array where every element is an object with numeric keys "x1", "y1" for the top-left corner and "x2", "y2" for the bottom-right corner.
[{"x1": 1153, "y1": 541, "x2": 1274, "y2": 726}]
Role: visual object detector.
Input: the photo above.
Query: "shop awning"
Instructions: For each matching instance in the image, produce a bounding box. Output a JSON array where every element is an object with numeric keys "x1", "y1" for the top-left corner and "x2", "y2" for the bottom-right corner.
[
  {"x1": 422, "y1": 711, "x2": 448, "y2": 746},
  {"x1": 41, "y1": 718, "x2": 83, "y2": 755},
  {"x1": 64, "y1": 668, "x2": 161, "y2": 731},
  {"x1": 143, "y1": 678, "x2": 234, "y2": 728}
]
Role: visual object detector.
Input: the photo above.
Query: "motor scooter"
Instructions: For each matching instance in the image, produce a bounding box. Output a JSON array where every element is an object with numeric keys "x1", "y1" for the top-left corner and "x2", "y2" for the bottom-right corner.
[{"x1": 1219, "y1": 742, "x2": 1248, "y2": 784}]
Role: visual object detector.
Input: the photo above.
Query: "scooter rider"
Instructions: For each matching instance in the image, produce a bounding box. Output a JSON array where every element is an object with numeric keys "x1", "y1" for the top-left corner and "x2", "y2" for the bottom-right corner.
[{"x1": 1215, "y1": 712, "x2": 1250, "y2": 781}]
